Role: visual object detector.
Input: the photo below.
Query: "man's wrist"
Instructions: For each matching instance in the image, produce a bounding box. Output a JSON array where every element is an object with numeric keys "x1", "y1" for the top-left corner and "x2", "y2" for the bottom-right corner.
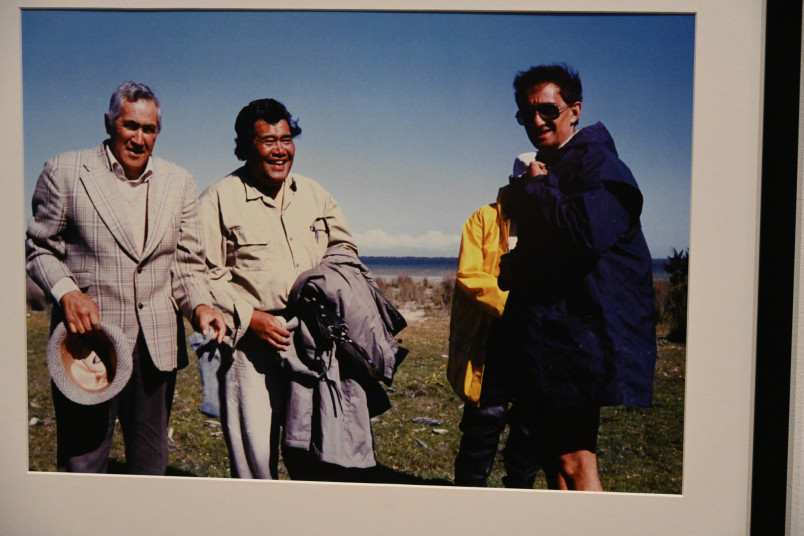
[{"x1": 248, "y1": 309, "x2": 265, "y2": 329}]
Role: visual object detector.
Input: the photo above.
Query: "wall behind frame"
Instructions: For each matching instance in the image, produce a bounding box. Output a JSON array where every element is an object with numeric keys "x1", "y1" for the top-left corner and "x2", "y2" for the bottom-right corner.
[{"x1": 790, "y1": 17, "x2": 804, "y2": 533}]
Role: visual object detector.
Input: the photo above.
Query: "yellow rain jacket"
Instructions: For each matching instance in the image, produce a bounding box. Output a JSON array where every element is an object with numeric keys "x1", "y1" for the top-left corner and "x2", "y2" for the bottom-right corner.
[{"x1": 447, "y1": 188, "x2": 510, "y2": 405}]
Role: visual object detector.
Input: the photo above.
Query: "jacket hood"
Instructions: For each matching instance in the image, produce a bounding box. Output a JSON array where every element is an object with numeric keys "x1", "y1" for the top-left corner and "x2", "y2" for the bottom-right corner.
[
  {"x1": 552, "y1": 120, "x2": 644, "y2": 217},
  {"x1": 562, "y1": 122, "x2": 618, "y2": 156}
]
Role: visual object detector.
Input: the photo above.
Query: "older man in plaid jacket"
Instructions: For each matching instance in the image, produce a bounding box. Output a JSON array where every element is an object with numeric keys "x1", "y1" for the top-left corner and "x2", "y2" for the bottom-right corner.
[{"x1": 26, "y1": 81, "x2": 225, "y2": 474}]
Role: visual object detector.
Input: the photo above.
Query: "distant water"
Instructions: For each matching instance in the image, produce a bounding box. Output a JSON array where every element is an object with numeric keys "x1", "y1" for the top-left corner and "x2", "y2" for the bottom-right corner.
[
  {"x1": 363, "y1": 256, "x2": 670, "y2": 281},
  {"x1": 363, "y1": 257, "x2": 458, "y2": 281}
]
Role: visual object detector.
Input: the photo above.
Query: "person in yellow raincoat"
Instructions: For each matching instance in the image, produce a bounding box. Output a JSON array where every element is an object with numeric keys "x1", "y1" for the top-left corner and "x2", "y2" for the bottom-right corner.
[{"x1": 448, "y1": 153, "x2": 537, "y2": 486}]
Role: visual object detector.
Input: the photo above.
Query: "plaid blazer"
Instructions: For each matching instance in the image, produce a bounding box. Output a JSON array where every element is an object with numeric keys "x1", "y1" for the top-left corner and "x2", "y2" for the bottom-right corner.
[{"x1": 26, "y1": 144, "x2": 212, "y2": 371}]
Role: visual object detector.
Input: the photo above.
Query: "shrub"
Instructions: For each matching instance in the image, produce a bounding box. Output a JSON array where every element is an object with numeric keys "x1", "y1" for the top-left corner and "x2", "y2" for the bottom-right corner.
[
  {"x1": 425, "y1": 276, "x2": 454, "y2": 316},
  {"x1": 661, "y1": 249, "x2": 689, "y2": 342},
  {"x1": 375, "y1": 275, "x2": 455, "y2": 317}
]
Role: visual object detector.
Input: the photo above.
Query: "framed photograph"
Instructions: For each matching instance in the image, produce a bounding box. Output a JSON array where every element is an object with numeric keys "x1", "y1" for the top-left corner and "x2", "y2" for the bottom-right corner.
[{"x1": 1, "y1": 1, "x2": 770, "y2": 534}]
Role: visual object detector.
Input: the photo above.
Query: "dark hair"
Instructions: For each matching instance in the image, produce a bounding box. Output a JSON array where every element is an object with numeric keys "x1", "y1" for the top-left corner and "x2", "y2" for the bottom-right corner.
[
  {"x1": 233, "y1": 98, "x2": 302, "y2": 161},
  {"x1": 513, "y1": 63, "x2": 583, "y2": 108}
]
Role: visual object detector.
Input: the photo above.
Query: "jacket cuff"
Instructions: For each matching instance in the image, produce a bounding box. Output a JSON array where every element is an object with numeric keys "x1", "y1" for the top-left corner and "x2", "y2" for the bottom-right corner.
[{"x1": 51, "y1": 277, "x2": 80, "y2": 303}]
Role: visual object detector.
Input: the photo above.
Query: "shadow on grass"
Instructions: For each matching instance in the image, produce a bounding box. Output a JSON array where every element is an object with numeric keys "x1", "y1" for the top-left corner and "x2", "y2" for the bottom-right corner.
[{"x1": 317, "y1": 463, "x2": 453, "y2": 486}]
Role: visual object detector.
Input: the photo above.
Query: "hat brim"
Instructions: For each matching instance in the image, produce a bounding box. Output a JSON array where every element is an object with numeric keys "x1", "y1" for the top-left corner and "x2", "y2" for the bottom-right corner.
[{"x1": 46, "y1": 322, "x2": 133, "y2": 405}]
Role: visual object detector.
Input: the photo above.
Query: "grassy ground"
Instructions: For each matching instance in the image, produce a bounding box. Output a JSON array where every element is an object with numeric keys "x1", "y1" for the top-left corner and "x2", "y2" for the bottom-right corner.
[{"x1": 27, "y1": 277, "x2": 684, "y2": 493}]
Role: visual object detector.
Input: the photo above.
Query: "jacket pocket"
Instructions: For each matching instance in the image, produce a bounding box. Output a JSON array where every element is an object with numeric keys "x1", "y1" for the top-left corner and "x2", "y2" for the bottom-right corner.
[
  {"x1": 72, "y1": 271, "x2": 93, "y2": 294},
  {"x1": 231, "y1": 226, "x2": 273, "y2": 271}
]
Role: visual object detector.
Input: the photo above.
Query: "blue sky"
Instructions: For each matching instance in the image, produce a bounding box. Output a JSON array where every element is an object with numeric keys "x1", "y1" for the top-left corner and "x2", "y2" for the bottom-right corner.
[{"x1": 22, "y1": 10, "x2": 694, "y2": 258}]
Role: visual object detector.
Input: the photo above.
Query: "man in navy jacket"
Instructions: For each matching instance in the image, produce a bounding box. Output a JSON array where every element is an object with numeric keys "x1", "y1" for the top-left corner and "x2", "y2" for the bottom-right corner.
[{"x1": 498, "y1": 63, "x2": 657, "y2": 491}]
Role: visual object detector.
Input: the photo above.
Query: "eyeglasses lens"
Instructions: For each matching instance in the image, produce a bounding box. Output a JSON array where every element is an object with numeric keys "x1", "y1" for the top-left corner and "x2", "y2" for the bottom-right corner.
[{"x1": 516, "y1": 103, "x2": 562, "y2": 125}]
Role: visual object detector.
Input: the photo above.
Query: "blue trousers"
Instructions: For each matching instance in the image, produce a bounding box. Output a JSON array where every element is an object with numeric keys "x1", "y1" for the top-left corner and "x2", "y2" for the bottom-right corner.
[{"x1": 189, "y1": 331, "x2": 221, "y2": 418}]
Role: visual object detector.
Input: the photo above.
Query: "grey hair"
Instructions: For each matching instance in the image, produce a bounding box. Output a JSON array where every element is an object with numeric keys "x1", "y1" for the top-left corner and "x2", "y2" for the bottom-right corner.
[{"x1": 105, "y1": 81, "x2": 162, "y2": 133}]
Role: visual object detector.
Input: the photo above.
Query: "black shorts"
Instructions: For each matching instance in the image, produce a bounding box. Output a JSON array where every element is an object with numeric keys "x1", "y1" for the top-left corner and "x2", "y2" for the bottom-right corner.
[{"x1": 525, "y1": 405, "x2": 601, "y2": 457}]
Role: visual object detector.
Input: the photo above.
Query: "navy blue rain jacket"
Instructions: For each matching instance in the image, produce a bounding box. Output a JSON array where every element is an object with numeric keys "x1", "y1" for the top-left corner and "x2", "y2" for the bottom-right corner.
[{"x1": 498, "y1": 122, "x2": 656, "y2": 407}]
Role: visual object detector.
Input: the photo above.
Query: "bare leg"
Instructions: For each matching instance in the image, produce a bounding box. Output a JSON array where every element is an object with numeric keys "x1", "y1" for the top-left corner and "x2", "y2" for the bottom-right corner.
[
  {"x1": 556, "y1": 449, "x2": 602, "y2": 491},
  {"x1": 536, "y1": 407, "x2": 602, "y2": 491}
]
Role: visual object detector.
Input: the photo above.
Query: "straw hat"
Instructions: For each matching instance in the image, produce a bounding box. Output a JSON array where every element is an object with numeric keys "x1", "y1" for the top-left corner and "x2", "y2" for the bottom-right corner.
[{"x1": 46, "y1": 322, "x2": 132, "y2": 405}]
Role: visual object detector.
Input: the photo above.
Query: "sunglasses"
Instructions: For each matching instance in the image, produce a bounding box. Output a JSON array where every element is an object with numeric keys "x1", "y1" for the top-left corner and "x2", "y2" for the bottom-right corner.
[{"x1": 515, "y1": 102, "x2": 570, "y2": 125}]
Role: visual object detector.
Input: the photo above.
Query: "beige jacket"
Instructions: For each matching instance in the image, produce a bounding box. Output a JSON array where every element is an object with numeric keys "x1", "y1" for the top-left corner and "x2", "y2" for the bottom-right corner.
[
  {"x1": 26, "y1": 144, "x2": 211, "y2": 371},
  {"x1": 198, "y1": 167, "x2": 355, "y2": 347}
]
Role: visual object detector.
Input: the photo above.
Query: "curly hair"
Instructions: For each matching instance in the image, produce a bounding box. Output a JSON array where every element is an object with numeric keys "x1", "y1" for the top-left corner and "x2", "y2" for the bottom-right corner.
[{"x1": 234, "y1": 99, "x2": 301, "y2": 161}]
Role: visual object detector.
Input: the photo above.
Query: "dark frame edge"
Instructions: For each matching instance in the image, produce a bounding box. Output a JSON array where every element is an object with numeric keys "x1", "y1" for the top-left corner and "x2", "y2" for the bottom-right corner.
[{"x1": 751, "y1": 0, "x2": 802, "y2": 533}]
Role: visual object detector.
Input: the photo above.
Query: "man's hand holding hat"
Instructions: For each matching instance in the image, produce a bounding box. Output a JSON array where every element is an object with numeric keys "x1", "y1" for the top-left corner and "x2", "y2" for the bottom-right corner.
[{"x1": 61, "y1": 290, "x2": 101, "y2": 334}]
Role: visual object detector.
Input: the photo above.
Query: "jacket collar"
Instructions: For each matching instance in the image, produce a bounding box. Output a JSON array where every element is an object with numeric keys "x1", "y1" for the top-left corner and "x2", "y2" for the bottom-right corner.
[
  {"x1": 239, "y1": 165, "x2": 297, "y2": 207},
  {"x1": 79, "y1": 143, "x2": 177, "y2": 262}
]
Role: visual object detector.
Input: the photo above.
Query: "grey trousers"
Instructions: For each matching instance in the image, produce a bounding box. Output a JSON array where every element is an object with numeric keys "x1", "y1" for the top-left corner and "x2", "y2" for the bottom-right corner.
[
  {"x1": 219, "y1": 333, "x2": 287, "y2": 479},
  {"x1": 53, "y1": 336, "x2": 176, "y2": 474}
]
